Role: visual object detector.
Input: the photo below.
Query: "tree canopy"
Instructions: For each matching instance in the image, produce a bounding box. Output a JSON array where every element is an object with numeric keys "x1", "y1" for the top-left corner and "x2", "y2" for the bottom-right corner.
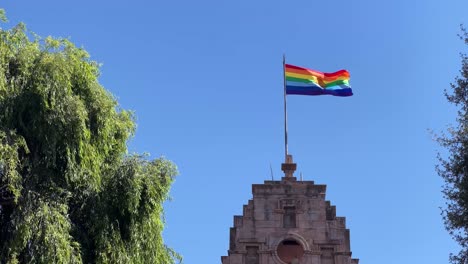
[
  {"x1": 437, "y1": 26, "x2": 468, "y2": 264},
  {"x1": 0, "y1": 13, "x2": 180, "y2": 264}
]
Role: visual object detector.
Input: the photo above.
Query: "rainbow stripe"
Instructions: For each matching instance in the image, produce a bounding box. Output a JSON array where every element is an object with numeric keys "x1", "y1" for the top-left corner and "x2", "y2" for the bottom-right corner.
[{"x1": 285, "y1": 64, "x2": 353, "y2": 97}]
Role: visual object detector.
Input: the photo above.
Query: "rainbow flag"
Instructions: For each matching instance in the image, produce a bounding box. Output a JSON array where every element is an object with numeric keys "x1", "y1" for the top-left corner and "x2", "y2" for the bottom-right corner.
[{"x1": 285, "y1": 64, "x2": 353, "y2": 97}]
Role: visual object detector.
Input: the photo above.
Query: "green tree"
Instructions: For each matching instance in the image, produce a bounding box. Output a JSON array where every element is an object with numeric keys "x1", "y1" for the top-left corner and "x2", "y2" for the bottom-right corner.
[
  {"x1": 437, "y1": 26, "x2": 468, "y2": 264},
  {"x1": 0, "y1": 13, "x2": 180, "y2": 264}
]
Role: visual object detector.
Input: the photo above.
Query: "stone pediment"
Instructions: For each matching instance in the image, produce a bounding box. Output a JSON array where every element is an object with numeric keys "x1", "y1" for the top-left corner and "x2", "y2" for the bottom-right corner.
[{"x1": 221, "y1": 174, "x2": 359, "y2": 264}]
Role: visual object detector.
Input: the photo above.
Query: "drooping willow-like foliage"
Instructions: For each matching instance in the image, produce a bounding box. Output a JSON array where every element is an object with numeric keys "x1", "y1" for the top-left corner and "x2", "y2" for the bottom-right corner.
[{"x1": 0, "y1": 11, "x2": 180, "y2": 264}]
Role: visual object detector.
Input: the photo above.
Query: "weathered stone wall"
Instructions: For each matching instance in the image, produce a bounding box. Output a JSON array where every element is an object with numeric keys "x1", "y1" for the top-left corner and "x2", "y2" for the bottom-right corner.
[{"x1": 221, "y1": 177, "x2": 359, "y2": 264}]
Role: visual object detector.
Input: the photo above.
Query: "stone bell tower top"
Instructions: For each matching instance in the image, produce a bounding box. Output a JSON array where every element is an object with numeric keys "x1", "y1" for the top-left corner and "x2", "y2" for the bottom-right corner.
[{"x1": 221, "y1": 158, "x2": 359, "y2": 264}]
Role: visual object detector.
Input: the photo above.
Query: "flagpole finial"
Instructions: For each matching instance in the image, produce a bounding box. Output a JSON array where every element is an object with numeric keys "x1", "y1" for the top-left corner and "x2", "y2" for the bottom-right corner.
[{"x1": 281, "y1": 154, "x2": 297, "y2": 180}]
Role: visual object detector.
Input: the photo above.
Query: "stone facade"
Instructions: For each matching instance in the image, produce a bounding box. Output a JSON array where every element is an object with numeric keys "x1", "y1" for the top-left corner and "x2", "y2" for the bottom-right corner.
[{"x1": 221, "y1": 160, "x2": 359, "y2": 264}]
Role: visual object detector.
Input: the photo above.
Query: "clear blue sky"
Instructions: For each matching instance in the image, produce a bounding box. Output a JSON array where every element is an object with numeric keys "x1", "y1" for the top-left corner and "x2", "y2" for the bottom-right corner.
[{"x1": 3, "y1": 1, "x2": 468, "y2": 263}]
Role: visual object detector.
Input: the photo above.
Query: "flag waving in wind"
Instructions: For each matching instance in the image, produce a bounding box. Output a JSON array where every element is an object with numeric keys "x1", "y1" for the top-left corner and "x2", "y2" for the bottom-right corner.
[{"x1": 285, "y1": 64, "x2": 353, "y2": 97}]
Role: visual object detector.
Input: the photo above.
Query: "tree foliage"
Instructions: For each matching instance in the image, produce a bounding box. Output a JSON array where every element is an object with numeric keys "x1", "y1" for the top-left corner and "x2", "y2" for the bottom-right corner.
[
  {"x1": 437, "y1": 26, "x2": 468, "y2": 264},
  {"x1": 0, "y1": 14, "x2": 180, "y2": 264}
]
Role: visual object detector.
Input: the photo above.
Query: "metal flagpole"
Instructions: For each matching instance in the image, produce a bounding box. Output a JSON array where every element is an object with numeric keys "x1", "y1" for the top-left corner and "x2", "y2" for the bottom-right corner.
[
  {"x1": 281, "y1": 54, "x2": 296, "y2": 178},
  {"x1": 283, "y1": 54, "x2": 288, "y2": 161}
]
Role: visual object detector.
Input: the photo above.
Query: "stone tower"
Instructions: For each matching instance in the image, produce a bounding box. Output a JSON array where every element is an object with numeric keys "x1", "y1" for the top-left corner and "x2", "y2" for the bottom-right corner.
[{"x1": 221, "y1": 156, "x2": 359, "y2": 264}]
